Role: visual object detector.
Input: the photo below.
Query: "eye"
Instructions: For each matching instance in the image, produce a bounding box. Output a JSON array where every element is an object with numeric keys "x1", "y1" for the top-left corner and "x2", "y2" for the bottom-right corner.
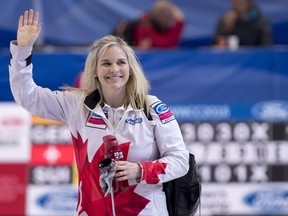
[
  {"x1": 101, "y1": 62, "x2": 111, "y2": 66},
  {"x1": 118, "y1": 60, "x2": 127, "y2": 65}
]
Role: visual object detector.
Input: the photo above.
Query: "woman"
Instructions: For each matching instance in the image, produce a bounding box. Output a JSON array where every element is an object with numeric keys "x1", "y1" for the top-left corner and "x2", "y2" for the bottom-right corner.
[
  {"x1": 9, "y1": 9, "x2": 189, "y2": 216},
  {"x1": 112, "y1": 0, "x2": 185, "y2": 50}
]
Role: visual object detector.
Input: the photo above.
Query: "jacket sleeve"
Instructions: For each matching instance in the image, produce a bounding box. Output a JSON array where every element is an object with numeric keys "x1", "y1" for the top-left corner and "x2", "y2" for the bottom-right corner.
[
  {"x1": 139, "y1": 96, "x2": 189, "y2": 184},
  {"x1": 9, "y1": 41, "x2": 80, "y2": 124}
]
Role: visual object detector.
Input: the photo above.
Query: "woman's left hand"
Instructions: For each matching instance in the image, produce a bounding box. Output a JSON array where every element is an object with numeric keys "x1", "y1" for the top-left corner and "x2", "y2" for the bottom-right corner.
[{"x1": 111, "y1": 161, "x2": 142, "y2": 181}]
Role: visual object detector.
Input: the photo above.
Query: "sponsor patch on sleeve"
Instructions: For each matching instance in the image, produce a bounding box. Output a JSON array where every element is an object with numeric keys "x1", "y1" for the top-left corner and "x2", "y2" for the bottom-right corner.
[
  {"x1": 151, "y1": 101, "x2": 175, "y2": 124},
  {"x1": 86, "y1": 111, "x2": 107, "y2": 129}
]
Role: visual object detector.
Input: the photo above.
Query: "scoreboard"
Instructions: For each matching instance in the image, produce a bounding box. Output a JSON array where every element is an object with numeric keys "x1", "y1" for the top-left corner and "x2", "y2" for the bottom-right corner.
[
  {"x1": 171, "y1": 102, "x2": 288, "y2": 215},
  {"x1": 181, "y1": 121, "x2": 288, "y2": 183}
]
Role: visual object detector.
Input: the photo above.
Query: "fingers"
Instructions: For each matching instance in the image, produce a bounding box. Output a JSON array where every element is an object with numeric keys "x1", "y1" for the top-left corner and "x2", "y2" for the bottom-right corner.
[
  {"x1": 23, "y1": 10, "x2": 28, "y2": 26},
  {"x1": 18, "y1": 15, "x2": 23, "y2": 29},
  {"x1": 114, "y1": 162, "x2": 127, "y2": 179},
  {"x1": 115, "y1": 161, "x2": 126, "y2": 170},
  {"x1": 113, "y1": 161, "x2": 141, "y2": 181},
  {"x1": 37, "y1": 24, "x2": 42, "y2": 33},
  {"x1": 115, "y1": 170, "x2": 128, "y2": 181},
  {"x1": 28, "y1": 9, "x2": 33, "y2": 25},
  {"x1": 21, "y1": 9, "x2": 40, "y2": 27},
  {"x1": 33, "y1": 11, "x2": 39, "y2": 26}
]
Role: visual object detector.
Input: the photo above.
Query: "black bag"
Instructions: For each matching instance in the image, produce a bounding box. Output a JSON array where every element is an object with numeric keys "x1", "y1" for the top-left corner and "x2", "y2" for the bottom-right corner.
[
  {"x1": 163, "y1": 153, "x2": 201, "y2": 216},
  {"x1": 143, "y1": 106, "x2": 201, "y2": 215}
]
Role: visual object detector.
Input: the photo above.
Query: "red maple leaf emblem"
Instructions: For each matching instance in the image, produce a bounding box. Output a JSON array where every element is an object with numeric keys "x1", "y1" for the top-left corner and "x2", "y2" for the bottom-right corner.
[
  {"x1": 140, "y1": 160, "x2": 167, "y2": 184},
  {"x1": 71, "y1": 132, "x2": 150, "y2": 216},
  {"x1": 71, "y1": 132, "x2": 88, "y2": 174}
]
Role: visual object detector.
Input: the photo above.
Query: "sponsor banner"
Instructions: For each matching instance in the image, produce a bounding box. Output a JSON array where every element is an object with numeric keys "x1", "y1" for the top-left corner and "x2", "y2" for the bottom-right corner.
[
  {"x1": 26, "y1": 185, "x2": 78, "y2": 215},
  {"x1": 0, "y1": 164, "x2": 28, "y2": 216},
  {"x1": 201, "y1": 183, "x2": 288, "y2": 216},
  {"x1": 171, "y1": 100, "x2": 288, "y2": 121},
  {"x1": 31, "y1": 118, "x2": 72, "y2": 145},
  {"x1": 29, "y1": 165, "x2": 73, "y2": 185},
  {"x1": 0, "y1": 103, "x2": 31, "y2": 162},
  {"x1": 31, "y1": 144, "x2": 74, "y2": 165}
]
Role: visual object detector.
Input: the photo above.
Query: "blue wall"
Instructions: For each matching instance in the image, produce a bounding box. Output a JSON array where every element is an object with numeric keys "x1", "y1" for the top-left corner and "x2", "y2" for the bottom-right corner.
[
  {"x1": 0, "y1": 0, "x2": 288, "y2": 48},
  {"x1": 2, "y1": 47, "x2": 288, "y2": 111}
]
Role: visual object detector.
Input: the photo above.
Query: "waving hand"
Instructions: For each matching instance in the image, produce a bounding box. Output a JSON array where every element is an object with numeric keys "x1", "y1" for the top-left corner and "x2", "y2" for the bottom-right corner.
[{"x1": 17, "y1": 9, "x2": 42, "y2": 47}]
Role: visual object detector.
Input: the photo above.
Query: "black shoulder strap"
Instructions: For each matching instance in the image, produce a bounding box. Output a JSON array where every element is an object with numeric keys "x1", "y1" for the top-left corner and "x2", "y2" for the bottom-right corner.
[{"x1": 143, "y1": 102, "x2": 152, "y2": 121}]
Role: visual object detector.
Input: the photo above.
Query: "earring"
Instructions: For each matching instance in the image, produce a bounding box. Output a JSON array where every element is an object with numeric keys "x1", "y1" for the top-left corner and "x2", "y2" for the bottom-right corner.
[{"x1": 94, "y1": 74, "x2": 98, "y2": 77}]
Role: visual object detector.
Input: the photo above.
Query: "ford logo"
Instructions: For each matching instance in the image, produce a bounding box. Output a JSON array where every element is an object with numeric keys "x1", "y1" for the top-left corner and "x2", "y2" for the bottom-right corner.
[
  {"x1": 251, "y1": 101, "x2": 288, "y2": 121},
  {"x1": 244, "y1": 190, "x2": 288, "y2": 211},
  {"x1": 155, "y1": 103, "x2": 168, "y2": 114},
  {"x1": 37, "y1": 191, "x2": 78, "y2": 211}
]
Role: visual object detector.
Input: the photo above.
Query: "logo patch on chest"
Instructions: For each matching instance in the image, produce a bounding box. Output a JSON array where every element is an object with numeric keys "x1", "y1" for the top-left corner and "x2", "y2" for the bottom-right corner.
[
  {"x1": 125, "y1": 117, "x2": 143, "y2": 125},
  {"x1": 86, "y1": 112, "x2": 107, "y2": 129},
  {"x1": 151, "y1": 101, "x2": 175, "y2": 124}
]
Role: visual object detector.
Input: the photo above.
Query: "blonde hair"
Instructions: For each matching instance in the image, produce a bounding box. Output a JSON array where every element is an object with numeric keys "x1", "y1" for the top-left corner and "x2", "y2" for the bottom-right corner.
[{"x1": 82, "y1": 35, "x2": 150, "y2": 111}]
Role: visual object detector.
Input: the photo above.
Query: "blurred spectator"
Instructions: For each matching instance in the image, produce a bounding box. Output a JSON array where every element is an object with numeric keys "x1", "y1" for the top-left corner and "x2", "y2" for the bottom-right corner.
[
  {"x1": 112, "y1": 0, "x2": 185, "y2": 50},
  {"x1": 213, "y1": 0, "x2": 273, "y2": 48},
  {"x1": 75, "y1": 1, "x2": 185, "y2": 88}
]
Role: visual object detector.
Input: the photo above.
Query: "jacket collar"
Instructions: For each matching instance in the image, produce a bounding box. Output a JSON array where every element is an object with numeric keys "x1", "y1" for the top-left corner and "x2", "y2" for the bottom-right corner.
[
  {"x1": 84, "y1": 89, "x2": 142, "y2": 113},
  {"x1": 84, "y1": 89, "x2": 101, "y2": 110}
]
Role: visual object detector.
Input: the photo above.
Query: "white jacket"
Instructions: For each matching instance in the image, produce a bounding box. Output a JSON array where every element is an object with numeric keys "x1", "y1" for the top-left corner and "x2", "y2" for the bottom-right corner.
[{"x1": 9, "y1": 41, "x2": 189, "y2": 216}]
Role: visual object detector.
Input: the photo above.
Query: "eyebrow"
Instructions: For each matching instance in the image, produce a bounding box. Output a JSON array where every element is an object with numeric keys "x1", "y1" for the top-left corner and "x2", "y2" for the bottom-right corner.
[{"x1": 100, "y1": 58, "x2": 127, "y2": 62}]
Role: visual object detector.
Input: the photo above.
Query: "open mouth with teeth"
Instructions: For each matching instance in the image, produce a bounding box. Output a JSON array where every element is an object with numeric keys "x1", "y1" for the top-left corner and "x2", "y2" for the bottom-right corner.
[{"x1": 106, "y1": 76, "x2": 123, "y2": 80}]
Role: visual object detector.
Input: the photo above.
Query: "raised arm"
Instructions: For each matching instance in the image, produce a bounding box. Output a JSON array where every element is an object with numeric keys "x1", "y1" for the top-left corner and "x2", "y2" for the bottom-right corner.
[
  {"x1": 10, "y1": 9, "x2": 78, "y2": 125},
  {"x1": 17, "y1": 9, "x2": 41, "y2": 47}
]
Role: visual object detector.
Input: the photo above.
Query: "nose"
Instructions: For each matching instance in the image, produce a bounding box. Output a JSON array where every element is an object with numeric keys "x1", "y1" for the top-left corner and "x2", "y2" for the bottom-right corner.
[{"x1": 110, "y1": 64, "x2": 119, "y2": 73}]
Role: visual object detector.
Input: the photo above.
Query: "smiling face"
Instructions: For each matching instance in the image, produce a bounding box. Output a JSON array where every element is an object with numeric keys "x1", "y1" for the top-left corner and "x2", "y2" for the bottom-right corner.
[{"x1": 96, "y1": 45, "x2": 130, "y2": 101}]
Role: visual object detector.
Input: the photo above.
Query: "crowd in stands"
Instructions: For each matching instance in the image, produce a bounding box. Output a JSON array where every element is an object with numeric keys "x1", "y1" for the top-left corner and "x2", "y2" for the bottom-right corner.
[{"x1": 75, "y1": 0, "x2": 274, "y2": 88}]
